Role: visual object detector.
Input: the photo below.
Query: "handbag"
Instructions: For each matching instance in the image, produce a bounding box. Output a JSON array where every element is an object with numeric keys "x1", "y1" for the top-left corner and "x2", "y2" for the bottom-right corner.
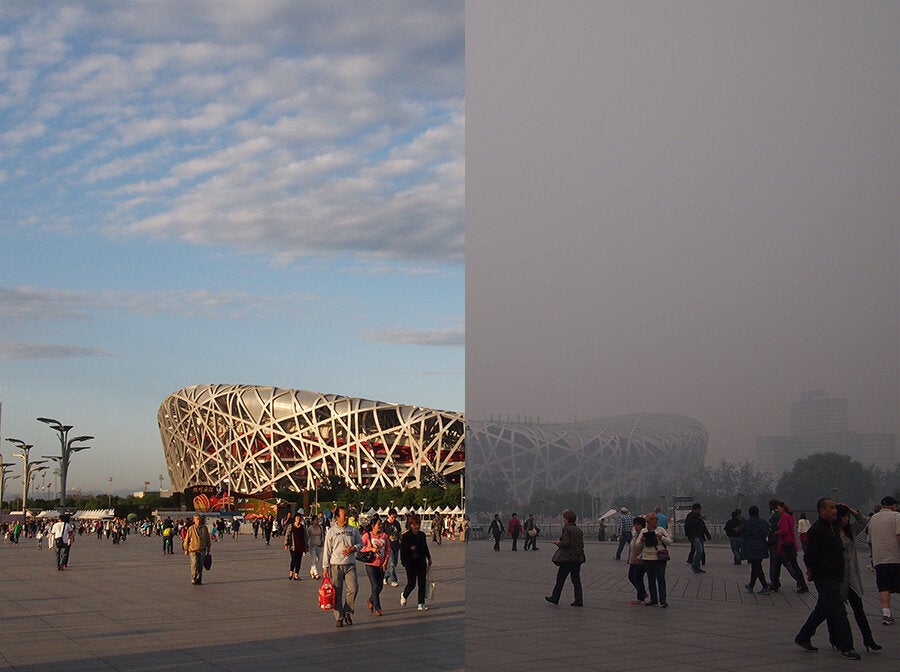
[
  {"x1": 318, "y1": 575, "x2": 335, "y2": 610},
  {"x1": 203, "y1": 552, "x2": 213, "y2": 570},
  {"x1": 355, "y1": 550, "x2": 376, "y2": 563},
  {"x1": 425, "y1": 568, "x2": 436, "y2": 601},
  {"x1": 656, "y1": 547, "x2": 670, "y2": 562},
  {"x1": 780, "y1": 541, "x2": 797, "y2": 558}
]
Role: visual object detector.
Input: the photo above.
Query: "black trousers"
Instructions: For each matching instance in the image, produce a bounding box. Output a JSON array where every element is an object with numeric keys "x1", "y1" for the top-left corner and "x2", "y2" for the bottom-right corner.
[
  {"x1": 403, "y1": 561, "x2": 428, "y2": 605},
  {"x1": 797, "y1": 579, "x2": 853, "y2": 652},
  {"x1": 550, "y1": 561, "x2": 583, "y2": 604},
  {"x1": 747, "y1": 559, "x2": 768, "y2": 589}
]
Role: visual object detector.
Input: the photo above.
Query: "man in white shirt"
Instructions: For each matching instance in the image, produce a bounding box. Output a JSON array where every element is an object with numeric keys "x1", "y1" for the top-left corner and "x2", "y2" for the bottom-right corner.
[
  {"x1": 868, "y1": 496, "x2": 900, "y2": 625},
  {"x1": 50, "y1": 514, "x2": 73, "y2": 571},
  {"x1": 323, "y1": 506, "x2": 363, "y2": 627}
]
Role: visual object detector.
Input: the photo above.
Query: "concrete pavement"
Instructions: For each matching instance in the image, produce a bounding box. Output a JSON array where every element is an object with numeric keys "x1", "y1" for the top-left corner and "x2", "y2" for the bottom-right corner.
[
  {"x1": 465, "y1": 538, "x2": 898, "y2": 672},
  {"x1": 0, "y1": 531, "x2": 463, "y2": 671}
]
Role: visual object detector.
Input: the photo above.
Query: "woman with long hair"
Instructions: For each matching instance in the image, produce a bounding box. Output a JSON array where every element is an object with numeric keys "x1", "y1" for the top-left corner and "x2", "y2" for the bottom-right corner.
[
  {"x1": 775, "y1": 502, "x2": 809, "y2": 593},
  {"x1": 835, "y1": 504, "x2": 881, "y2": 651},
  {"x1": 284, "y1": 514, "x2": 307, "y2": 580},
  {"x1": 361, "y1": 518, "x2": 391, "y2": 616},
  {"x1": 400, "y1": 514, "x2": 432, "y2": 611}
]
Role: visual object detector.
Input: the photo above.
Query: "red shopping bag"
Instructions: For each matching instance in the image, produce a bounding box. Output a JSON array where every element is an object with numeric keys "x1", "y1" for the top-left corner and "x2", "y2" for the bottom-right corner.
[{"x1": 318, "y1": 575, "x2": 335, "y2": 611}]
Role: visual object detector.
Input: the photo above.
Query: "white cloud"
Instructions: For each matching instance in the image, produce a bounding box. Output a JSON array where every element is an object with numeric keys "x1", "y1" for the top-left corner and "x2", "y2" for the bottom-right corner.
[
  {"x1": 0, "y1": 1, "x2": 464, "y2": 266},
  {"x1": 0, "y1": 285, "x2": 317, "y2": 323},
  {"x1": 367, "y1": 328, "x2": 464, "y2": 347},
  {"x1": 0, "y1": 342, "x2": 108, "y2": 360}
]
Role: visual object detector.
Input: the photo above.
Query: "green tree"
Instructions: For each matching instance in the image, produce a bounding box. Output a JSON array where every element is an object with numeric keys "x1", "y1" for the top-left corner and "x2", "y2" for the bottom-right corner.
[{"x1": 777, "y1": 452, "x2": 875, "y2": 512}]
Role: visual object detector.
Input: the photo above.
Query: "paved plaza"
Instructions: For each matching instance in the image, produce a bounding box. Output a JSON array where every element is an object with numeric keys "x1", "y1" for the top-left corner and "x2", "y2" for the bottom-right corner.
[
  {"x1": 0, "y1": 531, "x2": 464, "y2": 672},
  {"x1": 466, "y1": 537, "x2": 899, "y2": 672},
  {"x1": 3, "y1": 531, "x2": 899, "y2": 671}
]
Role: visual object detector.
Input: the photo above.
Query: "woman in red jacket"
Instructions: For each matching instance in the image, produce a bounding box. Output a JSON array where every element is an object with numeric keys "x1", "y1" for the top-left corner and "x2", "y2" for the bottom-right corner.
[{"x1": 776, "y1": 502, "x2": 809, "y2": 593}]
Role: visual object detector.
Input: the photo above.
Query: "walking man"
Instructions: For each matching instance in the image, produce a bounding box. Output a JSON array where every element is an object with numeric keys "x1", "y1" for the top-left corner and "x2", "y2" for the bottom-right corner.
[
  {"x1": 614, "y1": 507, "x2": 633, "y2": 560},
  {"x1": 794, "y1": 497, "x2": 860, "y2": 659},
  {"x1": 383, "y1": 508, "x2": 402, "y2": 586},
  {"x1": 684, "y1": 503, "x2": 709, "y2": 574},
  {"x1": 50, "y1": 515, "x2": 73, "y2": 571},
  {"x1": 489, "y1": 514, "x2": 503, "y2": 551},
  {"x1": 182, "y1": 514, "x2": 211, "y2": 585},
  {"x1": 867, "y1": 495, "x2": 900, "y2": 625},
  {"x1": 323, "y1": 506, "x2": 364, "y2": 627}
]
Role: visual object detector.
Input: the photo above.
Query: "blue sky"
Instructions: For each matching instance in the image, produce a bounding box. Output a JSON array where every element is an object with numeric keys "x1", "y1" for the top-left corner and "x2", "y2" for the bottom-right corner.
[{"x1": 0, "y1": 1, "x2": 464, "y2": 495}]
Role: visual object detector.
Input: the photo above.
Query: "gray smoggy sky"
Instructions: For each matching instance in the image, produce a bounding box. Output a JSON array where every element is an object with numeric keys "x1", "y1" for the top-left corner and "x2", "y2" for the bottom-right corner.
[{"x1": 466, "y1": 2, "x2": 898, "y2": 466}]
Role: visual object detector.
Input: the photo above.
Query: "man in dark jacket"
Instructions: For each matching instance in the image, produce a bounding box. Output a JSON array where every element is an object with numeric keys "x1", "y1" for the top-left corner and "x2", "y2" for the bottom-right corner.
[
  {"x1": 488, "y1": 514, "x2": 503, "y2": 551},
  {"x1": 684, "y1": 503, "x2": 709, "y2": 574},
  {"x1": 794, "y1": 497, "x2": 860, "y2": 659}
]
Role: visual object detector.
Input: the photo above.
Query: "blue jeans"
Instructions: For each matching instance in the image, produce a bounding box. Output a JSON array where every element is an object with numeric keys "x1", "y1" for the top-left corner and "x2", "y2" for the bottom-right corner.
[
  {"x1": 55, "y1": 541, "x2": 70, "y2": 569},
  {"x1": 690, "y1": 537, "x2": 704, "y2": 571},
  {"x1": 386, "y1": 544, "x2": 400, "y2": 583},
  {"x1": 365, "y1": 564, "x2": 385, "y2": 611},
  {"x1": 615, "y1": 530, "x2": 632, "y2": 559}
]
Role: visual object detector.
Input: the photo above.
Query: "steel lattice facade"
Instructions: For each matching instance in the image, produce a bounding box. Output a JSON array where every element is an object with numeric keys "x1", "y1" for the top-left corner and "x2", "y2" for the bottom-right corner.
[
  {"x1": 158, "y1": 385, "x2": 465, "y2": 495},
  {"x1": 466, "y1": 413, "x2": 707, "y2": 506}
]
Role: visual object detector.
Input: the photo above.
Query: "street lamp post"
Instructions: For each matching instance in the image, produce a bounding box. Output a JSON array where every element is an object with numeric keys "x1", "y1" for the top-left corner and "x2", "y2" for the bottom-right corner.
[
  {"x1": 37, "y1": 417, "x2": 93, "y2": 511},
  {"x1": 6, "y1": 438, "x2": 48, "y2": 525},
  {"x1": 1, "y1": 460, "x2": 18, "y2": 514},
  {"x1": 108, "y1": 476, "x2": 113, "y2": 509}
]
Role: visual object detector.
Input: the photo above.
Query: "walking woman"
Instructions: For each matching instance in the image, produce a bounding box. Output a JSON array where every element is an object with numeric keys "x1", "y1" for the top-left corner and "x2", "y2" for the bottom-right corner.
[
  {"x1": 636, "y1": 511, "x2": 672, "y2": 607},
  {"x1": 400, "y1": 513, "x2": 432, "y2": 611},
  {"x1": 284, "y1": 514, "x2": 307, "y2": 580},
  {"x1": 775, "y1": 502, "x2": 809, "y2": 593},
  {"x1": 545, "y1": 509, "x2": 586, "y2": 607},
  {"x1": 306, "y1": 514, "x2": 324, "y2": 579},
  {"x1": 835, "y1": 504, "x2": 881, "y2": 651},
  {"x1": 361, "y1": 518, "x2": 391, "y2": 616}
]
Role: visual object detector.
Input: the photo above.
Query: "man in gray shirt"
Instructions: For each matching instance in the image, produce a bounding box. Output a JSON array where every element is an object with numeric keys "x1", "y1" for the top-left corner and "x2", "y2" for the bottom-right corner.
[{"x1": 323, "y1": 506, "x2": 364, "y2": 627}]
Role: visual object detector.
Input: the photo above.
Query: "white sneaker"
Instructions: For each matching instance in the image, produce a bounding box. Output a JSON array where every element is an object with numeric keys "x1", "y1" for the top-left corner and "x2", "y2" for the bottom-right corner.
[
  {"x1": 400, "y1": 594, "x2": 407, "y2": 606},
  {"x1": 417, "y1": 603, "x2": 428, "y2": 611},
  {"x1": 391, "y1": 581, "x2": 399, "y2": 587},
  {"x1": 384, "y1": 578, "x2": 388, "y2": 585}
]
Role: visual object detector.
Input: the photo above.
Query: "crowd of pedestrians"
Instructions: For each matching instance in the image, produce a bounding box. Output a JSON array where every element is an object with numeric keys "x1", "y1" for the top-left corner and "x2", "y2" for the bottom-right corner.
[{"x1": 482, "y1": 489, "x2": 898, "y2": 662}]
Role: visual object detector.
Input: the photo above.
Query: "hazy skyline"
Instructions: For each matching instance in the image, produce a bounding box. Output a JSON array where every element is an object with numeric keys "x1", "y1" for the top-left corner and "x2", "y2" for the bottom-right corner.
[
  {"x1": 467, "y1": 2, "x2": 898, "y2": 470},
  {"x1": 0, "y1": 1, "x2": 464, "y2": 493}
]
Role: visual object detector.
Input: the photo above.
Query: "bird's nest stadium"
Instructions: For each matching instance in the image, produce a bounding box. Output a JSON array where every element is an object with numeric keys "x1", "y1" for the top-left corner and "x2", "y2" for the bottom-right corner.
[
  {"x1": 158, "y1": 385, "x2": 465, "y2": 495},
  {"x1": 465, "y1": 413, "x2": 708, "y2": 505}
]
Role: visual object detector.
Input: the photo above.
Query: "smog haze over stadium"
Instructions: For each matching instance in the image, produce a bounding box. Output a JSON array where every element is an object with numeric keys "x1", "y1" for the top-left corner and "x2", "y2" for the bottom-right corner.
[
  {"x1": 0, "y1": 1, "x2": 463, "y2": 494},
  {"x1": 466, "y1": 2, "x2": 898, "y2": 473}
]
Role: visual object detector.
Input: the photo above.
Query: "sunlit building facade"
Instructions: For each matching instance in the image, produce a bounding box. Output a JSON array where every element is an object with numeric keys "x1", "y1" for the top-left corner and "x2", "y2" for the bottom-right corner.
[{"x1": 158, "y1": 385, "x2": 465, "y2": 495}]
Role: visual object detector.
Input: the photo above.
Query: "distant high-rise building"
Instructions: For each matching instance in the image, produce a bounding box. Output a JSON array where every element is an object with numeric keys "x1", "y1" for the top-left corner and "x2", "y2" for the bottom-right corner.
[
  {"x1": 756, "y1": 435, "x2": 804, "y2": 477},
  {"x1": 790, "y1": 389, "x2": 849, "y2": 439},
  {"x1": 757, "y1": 390, "x2": 897, "y2": 478}
]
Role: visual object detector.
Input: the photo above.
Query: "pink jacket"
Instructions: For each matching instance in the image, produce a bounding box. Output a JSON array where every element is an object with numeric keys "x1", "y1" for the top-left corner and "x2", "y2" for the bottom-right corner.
[{"x1": 777, "y1": 512, "x2": 798, "y2": 555}]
